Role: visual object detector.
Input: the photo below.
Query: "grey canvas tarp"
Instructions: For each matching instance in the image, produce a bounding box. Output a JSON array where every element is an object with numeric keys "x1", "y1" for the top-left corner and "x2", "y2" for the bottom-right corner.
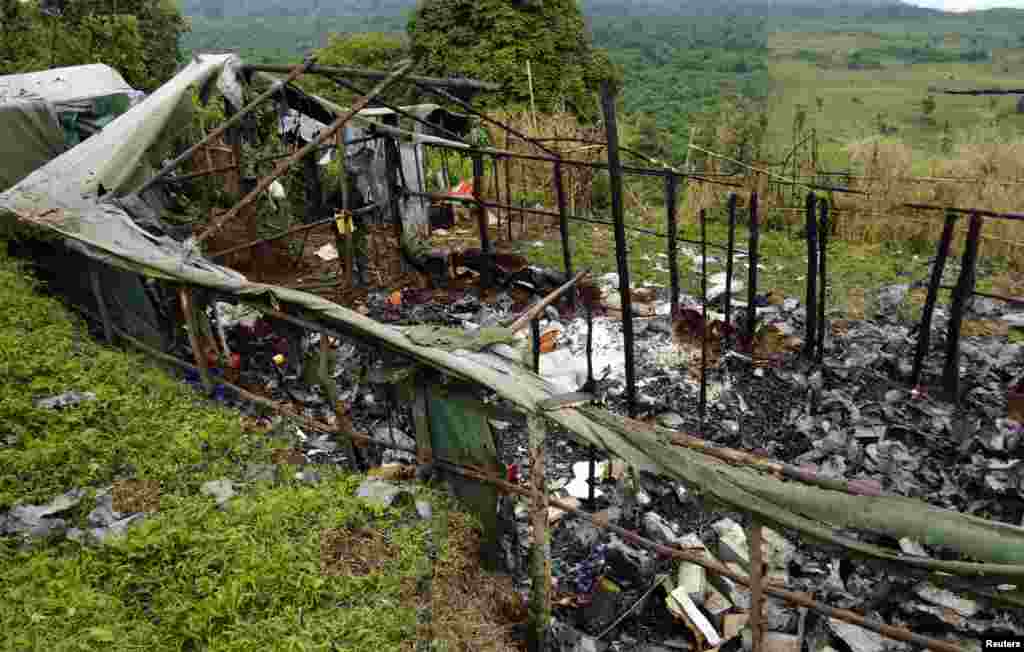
[
  {"x1": 0, "y1": 63, "x2": 140, "y2": 190},
  {"x1": 2, "y1": 55, "x2": 1024, "y2": 586}
]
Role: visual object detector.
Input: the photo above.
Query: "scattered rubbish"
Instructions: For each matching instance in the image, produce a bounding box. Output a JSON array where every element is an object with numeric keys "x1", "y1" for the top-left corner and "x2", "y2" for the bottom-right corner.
[
  {"x1": 315, "y1": 243, "x2": 338, "y2": 261},
  {"x1": 355, "y1": 478, "x2": 413, "y2": 508},
  {"x1": 913, "y1": 582, "x2": 980, "y2": 617},
  {"x1": 34, "y1": 391, "x2": 96, "y2": 410},
  {"x1": 565, "y1": 461, "x2": 604, "y2": 499},
  {"x1": 549, "y1": 496, "x2": 580, "y2": 524},
  {"x1": 1, "y1": 488, "x2": 85, "y2": 538},
  {"x1": 827, "y1": 618, "x2": 890, "y2": 652},
  {"x1": 200, "y1": 479, "x2": 235, "y2": 506},
  {"x1": 666, "y1": 586, "x2": 721, "y2": 647}
]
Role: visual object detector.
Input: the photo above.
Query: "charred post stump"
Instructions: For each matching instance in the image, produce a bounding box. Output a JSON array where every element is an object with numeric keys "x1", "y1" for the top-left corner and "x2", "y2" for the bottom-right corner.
[
  {"x1": 600, "y1": 80, "x2": 638, "y2": 418},
  {"x1": 526, "y1": 412, "x2": 552, "y2": 652},
  {"x1": 666, "y1": 173, "x2": 680, "y2": 320},
  {"x1": 816, "y1": 198, "x2": 829, "y2": 363},
  {"x1": 804, "y1": 192, "x2": 819, "y2": 360},
  {"x1": 724, "y1": 192, "x2": 738, "y2": 351},
  {"x1": 746, "y1": 191, "x2": 760, "y2": 344},
  {"x1": 943, "y1": 212, "x2": 984, "y2": 402},
  {"x1": 911, "y1": 210, "x2": 958, "y2": 387}
]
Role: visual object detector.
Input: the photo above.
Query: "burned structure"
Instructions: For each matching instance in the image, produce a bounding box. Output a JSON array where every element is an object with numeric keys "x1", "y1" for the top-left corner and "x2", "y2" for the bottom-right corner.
[{"x1": 2, "y1": 54, "x2": 1023, "y2": 652}]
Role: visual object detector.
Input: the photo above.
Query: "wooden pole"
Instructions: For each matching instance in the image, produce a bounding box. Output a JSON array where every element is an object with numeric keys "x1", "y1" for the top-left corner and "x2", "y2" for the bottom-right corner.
[
  {"x1": 505, "y1": 270, "x2": 589, "y2": 333},
  {"x1": 724, "y1": 192, "x2": 737, "y2": 350},
  {"x1": 179, "y1": 287, "x2": 213, "y2": 395},
  {"x1": 666, "y1": 173, "x2": 680, "y2": 319},
  {"x1": 804, "y1": 192, "x2": 819, "y2": 360},
  {"x1": 943, "y1": 212, "x2": 983, "y2": 402},
  {"x1": 746, "y1": 191, "x2": 760, "y2": 343},
  {"x1": 526, "y1": 60, "x2": 538, "y2": 134},
  {"x1": 526, "y1": 412, "x2": 551, "y2": 652},
  {"x1": 911, "y1": 210, "x2": 957, "y2": 386},
  {"x1": 531, "y1": 318, "x2": 541, "y2": 375},
  {"x1": 553, "y1": 159, "x2": 575, "y2": 309},
  {"x1": 816, "y1": 198, "x2": 829, "y2": 363},
  {"x1": 700, "y1": 208, "x2": 709, "y2": 428},
  {"x1": 600, "y1": 80, "x2": 638, "y2": 419}
]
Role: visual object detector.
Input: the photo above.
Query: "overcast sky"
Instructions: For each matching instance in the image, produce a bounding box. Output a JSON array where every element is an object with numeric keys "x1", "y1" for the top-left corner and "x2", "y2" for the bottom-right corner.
[{"x1": 906, "y1": 0, "x2": 1024, "y2": 10}]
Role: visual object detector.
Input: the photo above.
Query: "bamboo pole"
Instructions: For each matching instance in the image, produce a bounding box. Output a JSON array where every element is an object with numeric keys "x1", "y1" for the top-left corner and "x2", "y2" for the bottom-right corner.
[
  {"x1": 816, "y1": 199, "x2": 829, "y2": 363},
  {"x1": 804, "y1": 192, "x2": 819, "y2": 360},
  {"x1": 746, "y1": 192, "x2": 760, "y2": 343},
  {"x1": 700, "y1": 208, "x2": 709, "y2": 427},
  {"x1": 666, "y1": 174, "x2": 680, "y2": 319},
  {"x1": 912, "y1": 211, "x2": 958, "y2": 386},
  {"x1": 526, "y1": 412, "x2": 551, "y2": 652},
  {"x1": 724, "y1": 193, "x2": 738, "y2": 350},
  {"x1": 505, "y1": 270, "x2": 590, "y2": 333},
  {"x1": 553, "y1": 159, "x2": 575, "y2": 310},
  {"x1": 194, "y1": 60, "x2": 414, "y2": 247},
  {"x1": 943, "y1": 213, "x2": 984, "y2": 402}
]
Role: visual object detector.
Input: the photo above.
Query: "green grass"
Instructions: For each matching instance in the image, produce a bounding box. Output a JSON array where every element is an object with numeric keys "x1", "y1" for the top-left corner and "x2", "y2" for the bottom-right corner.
[{"x1": 0, "y1": 245, "x2": 453, "y2": 652}]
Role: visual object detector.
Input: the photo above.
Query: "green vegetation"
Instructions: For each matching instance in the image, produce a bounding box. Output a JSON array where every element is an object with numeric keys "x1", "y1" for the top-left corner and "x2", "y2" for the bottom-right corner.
[
  {"x1": 0, "y1": 246, "x2": 494, "y2": 651},
  {"x1": 0, "y1": 0, "x2": 188, "y2": 90}
]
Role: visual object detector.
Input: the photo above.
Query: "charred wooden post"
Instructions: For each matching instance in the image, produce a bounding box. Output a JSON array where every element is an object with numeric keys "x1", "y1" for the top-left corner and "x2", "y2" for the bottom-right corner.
[
  {"x1": 88, "y1": 266, "x2": 114, "y2": 345},
  {"x1": 911, "y1": 210, "x2": 958, "y2": 386},
  {"x1": 700, "y1": 208, "x2": 709, "y2": 428},
  {"x1": 473, "y1": 153, "x2": 493, "y2": 289},
  {"x1": 749, "y1": 519, "x2": 765, "y2": 652},
  {"x1": 526, "y1": 412, "x2": 552, "y2": 652},
  {"x1": 179, "y1": 287, "x2": 213, "y2": 395},
  {"x1": 600, "y1": 80, "x2": 638, "y2": 418},
  {"x1": 943, "y1": 212, "x2": 984, "y2": 402},
  {"x1": 553, "y1": 159, "x2": 575, "y2": 310},
  {"x1": 505, "y1": 153, "x2": 513, "y2": 241},
  {"x1": 666, "y1": 173, "x2": 680, "y2": 319},
  {"x1": 804, "y1": 192, "x2": 819, "y2": 360},
  {"x1": 746, "y1": 191, "x2": 760, "y2": 344},
  {"x1": 816, "y1": 199, "x2": 829, "y2": 363},
  {"x1": 724, "y1": 192, "x2": 738, "y2": 350}
]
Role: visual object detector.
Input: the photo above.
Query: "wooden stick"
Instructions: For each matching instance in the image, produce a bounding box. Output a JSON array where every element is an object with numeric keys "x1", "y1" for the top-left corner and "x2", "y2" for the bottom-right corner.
[
  {"x1": 816, "y1": 199, "x2": 829, "y2": 363},
  {"x1": 666, "y1": 173, "x2": 680, "y2": 319},
  {"x1": 746, "y1": 191, "x2": 760, "y2": 342},
  {"x1": 505, "y1": 270, "x2": 590, "y2": 333},
  {"x1": 724, "y1": 192, "x2": 737, "y2": 349},
  {"x1": 179, "y1": 287, "x2": 213, "y2": 394},
  {"x1": 911, "y1": 211, "x2": 958, "y2": 386},
  {"x1": 531, "y1": 318, "x2": 541, "y2": 375},
  {"x1": 804, "y1": 192, "x2": 818, "y2": 360},
  {"x1": 749, "y1": 519, "x2": 765, "y2": 652},
  {"x1": 700, "y1": 208, "x2": 709, "y2": 427},
  {"x1": 526, "y1": 412, "x2": 551, "y2": 652},
  {"x1": 553, "y1": 159, "x2": 575, "y2": 310},
  {"x1": 943, "y1": 213, "x2": 984, "y2": 402}
]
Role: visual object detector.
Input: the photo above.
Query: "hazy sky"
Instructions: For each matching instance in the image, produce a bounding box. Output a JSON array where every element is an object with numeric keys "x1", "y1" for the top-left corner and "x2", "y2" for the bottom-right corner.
[{"x1": 906, "y1": 0, "x2": 1024, "y2": 10}]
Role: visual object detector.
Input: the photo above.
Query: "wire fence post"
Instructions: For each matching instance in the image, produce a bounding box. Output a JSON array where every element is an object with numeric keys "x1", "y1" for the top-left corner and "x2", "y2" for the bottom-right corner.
[
  {"x1": 816, "y1": 198, "x2": 829, "y2": 363},
  {"x1": 553, "y1": 159, "x2": 575, "y2": 309},
  {"x1": 911, "y1": 210, "x2": 958, "y2": 387},
  {"x1": 746, "y1": 191, "x2": 760, "y2": 343},
  {"x1": 600, "y1": 80, "x2": 637, "y2": 418},
  {"x1": 943, "y1": 212, "x2": 983, "y2": 402},
  {"x1": 724, "y1": 193, "x2": 738, "y2": 351},
  {"x1": 526, "y1": 412, "x2": 552, "y2": 652},
  {"x1": 804, "y1": 192, "x2": 819, "y2": 360},
  {"x1": 666, "y1": 173, "x2": 680, "y2": 319}
]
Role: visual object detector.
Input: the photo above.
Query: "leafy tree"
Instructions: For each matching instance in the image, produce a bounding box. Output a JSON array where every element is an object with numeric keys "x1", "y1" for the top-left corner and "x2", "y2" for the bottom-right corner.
[
  {"x1": 298, "y1": 31, "x2": 408, "y2": 100},
  {"x1": 406, "y1": 0, "x2": 621, "y2": 121}
]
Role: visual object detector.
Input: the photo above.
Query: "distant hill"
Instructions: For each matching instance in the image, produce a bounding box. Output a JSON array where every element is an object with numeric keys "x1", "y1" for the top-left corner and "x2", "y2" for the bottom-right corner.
[{"x1": 182, "y1": 0, "x2": 922, "y2": 19}]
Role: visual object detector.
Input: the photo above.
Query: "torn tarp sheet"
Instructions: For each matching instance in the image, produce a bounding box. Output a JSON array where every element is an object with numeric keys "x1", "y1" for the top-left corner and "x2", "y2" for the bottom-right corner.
[{"x1": 2, "y1": 56, "x2": 1024, "y2": 578}]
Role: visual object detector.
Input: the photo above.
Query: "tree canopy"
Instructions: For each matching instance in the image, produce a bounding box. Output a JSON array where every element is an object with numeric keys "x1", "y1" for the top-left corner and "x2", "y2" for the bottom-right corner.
[
  {"x1": 406, "y1": 0, "x2": 620, "y2": 121},
  {"x1": 0, "y1": 0, "x2": 189, "y2": 90}
]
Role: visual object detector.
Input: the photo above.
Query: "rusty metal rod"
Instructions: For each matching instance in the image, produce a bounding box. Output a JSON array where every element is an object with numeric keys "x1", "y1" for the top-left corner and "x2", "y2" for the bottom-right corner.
[
  {"x1": 195, "y1": 60, "x2": 414, "y2": 247},
  {"x1": 903, "y1": 202, "x2": 1024, "y2": 223},
  {"x1": 139, "y1": 60, "x2": 313, "y2": 195},
  {"x1": 505, "y1": 270, "x2": 590, "y2": 333}
]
